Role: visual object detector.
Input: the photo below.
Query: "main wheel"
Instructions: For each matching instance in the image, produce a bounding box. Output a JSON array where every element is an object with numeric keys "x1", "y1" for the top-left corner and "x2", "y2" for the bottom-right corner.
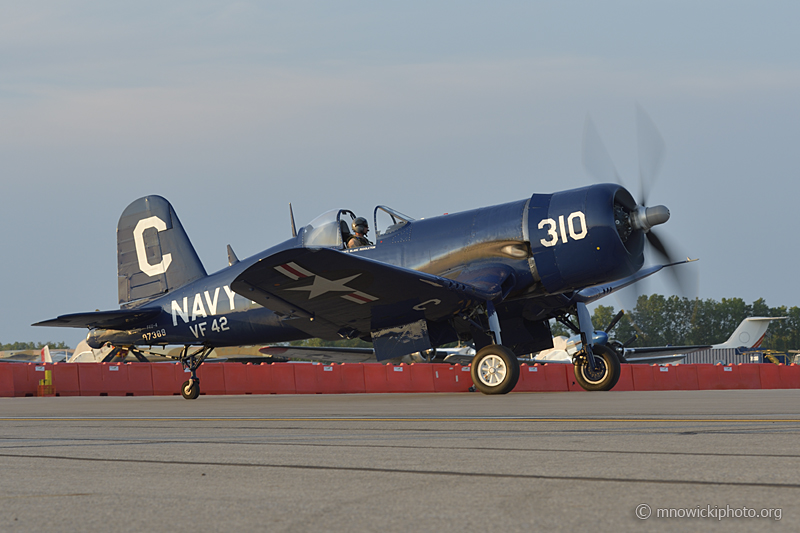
[
  {"x1": 181, "y1": 380, "x2": 200, "y2": 400},
  {"x1": 573, "y1": 344, "x2": 621, "y2": 391},
  {"x1": 470, "y1": 344, "x2": 520, "y2": 395}
]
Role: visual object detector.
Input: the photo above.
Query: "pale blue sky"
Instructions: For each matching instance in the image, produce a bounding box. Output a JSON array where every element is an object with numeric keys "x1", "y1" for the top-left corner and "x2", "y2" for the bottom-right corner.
[{"x1": 2, "y1": 1, "x2": 799, "y2": 346}]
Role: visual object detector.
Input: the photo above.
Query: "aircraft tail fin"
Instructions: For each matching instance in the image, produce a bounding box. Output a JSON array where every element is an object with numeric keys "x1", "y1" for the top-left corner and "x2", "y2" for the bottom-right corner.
[
  {"x1": 713, "y1": 317, "x2": 786, "y2": 349},
  {"x1": 41, "y1": 345, "x2": 52, "y2": 363},
  {"x1": 117, "y1": 196, "x2": 207, "y2": 306},
  {"x1": 68, "y1": 340, "x2": 115, "y2": 363}
]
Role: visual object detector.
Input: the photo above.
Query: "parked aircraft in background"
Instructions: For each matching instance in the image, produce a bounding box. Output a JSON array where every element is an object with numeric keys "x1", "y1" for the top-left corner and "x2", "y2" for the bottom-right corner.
[
  {"x1": 709, "y1": 317, "x2": 785, "y2": 350},
  {"x1": 34, "y1": 108, "x2": 691, "y2": 398},
  {"x1": 260, "y1": 344, "x2": 475, "y2": 365},
  {"x1": 0, "y1": 346, "x2": 69, "y2": 363},
  {"x1": 67, "y1": 341, "x2": 118, "y2": 363},
  {"x1": 262, "y1": 316, "x2": 784, "y2": 367},
  {"x1": 535, "y1": 316, "x2": 786, "y2": 365}
]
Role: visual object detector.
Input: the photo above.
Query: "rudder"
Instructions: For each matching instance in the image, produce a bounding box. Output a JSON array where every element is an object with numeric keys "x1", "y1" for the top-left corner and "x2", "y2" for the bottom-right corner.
[{"x1": 117, "y1": 195, "x2": 206, "y2": 306}]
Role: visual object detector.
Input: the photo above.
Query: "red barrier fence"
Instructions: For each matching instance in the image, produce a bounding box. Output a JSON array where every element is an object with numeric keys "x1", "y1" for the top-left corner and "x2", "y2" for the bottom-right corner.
[
  {"x1": 0, "y1": 364, "x2": 14, "y2": 397},
  {"x1": 516, "y1": 363, "x2": 571, "y2": 392},
  {"x1": 2, "y1": 362, "x2": 800, "y2": 397},
  {"x1": 431, "y1": 364, "x2": 472, "y2": 393}
]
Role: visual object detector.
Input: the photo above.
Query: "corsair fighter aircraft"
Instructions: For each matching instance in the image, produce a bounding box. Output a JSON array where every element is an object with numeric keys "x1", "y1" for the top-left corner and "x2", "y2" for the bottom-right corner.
[
  {"x1": 34, "y1": 184, "x2": 686, "y2": 398},
  {"x1": 35, "y1": 111, "x2": 688, "y2": 399}
]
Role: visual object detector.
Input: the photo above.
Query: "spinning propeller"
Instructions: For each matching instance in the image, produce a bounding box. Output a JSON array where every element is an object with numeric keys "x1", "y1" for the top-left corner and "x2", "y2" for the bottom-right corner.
[{"x1": 582, "y1": 104, "x2": 689, "y2": 295}]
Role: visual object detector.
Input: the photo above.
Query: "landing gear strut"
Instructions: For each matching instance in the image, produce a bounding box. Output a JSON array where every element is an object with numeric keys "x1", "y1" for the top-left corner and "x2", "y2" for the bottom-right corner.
[
  {"x1": 178, "y1": 345, "x2": 213, "y2": 400},
  {"x1": 557, "y1": 302, "x2": 622, "y2": 391},
  {"x1": 470, "y1": 301, "x2": 522, "y2": 394}
]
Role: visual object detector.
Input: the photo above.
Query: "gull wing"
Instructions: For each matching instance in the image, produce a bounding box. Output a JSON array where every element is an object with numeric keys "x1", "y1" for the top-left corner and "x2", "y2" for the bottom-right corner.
[{"x1": 231, "y1": 248, "x2": 496, "y2": 353}]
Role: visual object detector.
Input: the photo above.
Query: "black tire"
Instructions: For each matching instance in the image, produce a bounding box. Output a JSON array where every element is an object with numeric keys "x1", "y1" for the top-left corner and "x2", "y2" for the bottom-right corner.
[
  {"x1": 470, "y1": 345, "x2": 520, "y2": 395},
  {"x1": 573, "y1": 344, "x2": 621, "y2": 391},
  {"x1": 181, "y1": 380, "x2": 200, "y2": 400}
]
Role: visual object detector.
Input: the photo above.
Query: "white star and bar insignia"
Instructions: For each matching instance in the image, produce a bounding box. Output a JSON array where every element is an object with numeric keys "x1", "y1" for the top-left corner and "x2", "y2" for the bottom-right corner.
[{"x1": 274, "y1": 262, "x2": 378, "y2": 304}]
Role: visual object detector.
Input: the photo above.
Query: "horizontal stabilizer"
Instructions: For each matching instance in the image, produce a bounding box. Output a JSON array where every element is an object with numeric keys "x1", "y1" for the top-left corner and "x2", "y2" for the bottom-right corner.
[{"x1": 32, "y1": 308, "x2": 162, "y2": 330}]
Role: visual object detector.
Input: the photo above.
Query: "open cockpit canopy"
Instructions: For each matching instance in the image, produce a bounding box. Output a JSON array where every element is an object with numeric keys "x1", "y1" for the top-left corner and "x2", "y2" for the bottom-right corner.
[
  {"x1": 373, "y1": 205, "x2": 413, "y2": 237},
  {"x1": 301, "y1": 206, "x2": 415, "y2": 248}
]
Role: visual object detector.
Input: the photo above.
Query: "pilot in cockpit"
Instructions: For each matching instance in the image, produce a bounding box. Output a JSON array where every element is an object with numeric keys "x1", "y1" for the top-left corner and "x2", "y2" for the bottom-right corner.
[{"x1": 347, "y1": 217, "x2": 373, "y2": 248}]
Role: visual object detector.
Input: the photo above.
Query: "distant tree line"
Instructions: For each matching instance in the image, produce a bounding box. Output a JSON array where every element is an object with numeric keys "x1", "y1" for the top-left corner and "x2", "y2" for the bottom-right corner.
[
  {"x1": 0, "y1": 341, "x2": 71, "y2": 351},
  {"x1": 553, "y1": 295, "x2": 800, "y2": 351}
]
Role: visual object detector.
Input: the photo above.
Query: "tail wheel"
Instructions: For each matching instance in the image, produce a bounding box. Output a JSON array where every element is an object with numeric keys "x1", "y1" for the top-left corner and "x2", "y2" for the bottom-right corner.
[
  {"x1": 181, "y1": 380, "x2": 200, "y2": 400},
  {"x1": 470, "y1": 345, "x2": 520, "y2": 395},
  {"x1": 573, "y1": 344, "x2": 621, "y2": 391}
]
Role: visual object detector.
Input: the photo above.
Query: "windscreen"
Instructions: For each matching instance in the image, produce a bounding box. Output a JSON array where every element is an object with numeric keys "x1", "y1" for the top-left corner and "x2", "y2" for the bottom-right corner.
[{"x1": 302, "y1": 209, "x2": 342, "y2": 247}]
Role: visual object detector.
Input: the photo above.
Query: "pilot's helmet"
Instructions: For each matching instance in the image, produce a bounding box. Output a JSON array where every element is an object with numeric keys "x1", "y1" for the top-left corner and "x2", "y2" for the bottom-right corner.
[{"x1": 352, "y1": 217, "x2": 369, "y2": 234}]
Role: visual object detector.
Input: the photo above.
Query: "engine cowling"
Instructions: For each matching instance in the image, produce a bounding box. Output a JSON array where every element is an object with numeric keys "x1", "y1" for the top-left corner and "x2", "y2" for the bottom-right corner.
[{"x1": 527, "y1": 183, "x2": 646, "y2": 294}]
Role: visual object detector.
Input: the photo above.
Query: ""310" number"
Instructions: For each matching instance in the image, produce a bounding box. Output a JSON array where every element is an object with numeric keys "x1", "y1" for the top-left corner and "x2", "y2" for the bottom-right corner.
[{"x1": 538, "y1": 211, "x2": 588, "y2": 247}]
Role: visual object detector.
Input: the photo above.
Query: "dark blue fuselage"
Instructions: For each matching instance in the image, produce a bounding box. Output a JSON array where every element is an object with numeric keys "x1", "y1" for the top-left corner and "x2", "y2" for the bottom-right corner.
[{"x1": 89, "y1": 183, "x2": 643, "y2": 349}]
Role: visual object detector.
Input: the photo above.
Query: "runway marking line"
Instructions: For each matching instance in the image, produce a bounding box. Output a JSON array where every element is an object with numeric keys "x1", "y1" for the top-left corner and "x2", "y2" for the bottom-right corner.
[
  {"x1": 1, "y1": 417, "x2": 800, "y2": 423},
  {"x1": 1, "y1": 452, "x2": 799, "y2": 490}
]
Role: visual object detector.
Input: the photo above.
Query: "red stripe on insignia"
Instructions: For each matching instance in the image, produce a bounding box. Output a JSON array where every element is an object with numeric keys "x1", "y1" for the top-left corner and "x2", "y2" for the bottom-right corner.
[
  {"x1": 347, "y1": 292, "x2": 373, "y2": 303},
  {"x1": 281, "y1": 263, "x2": 308, "y2": 279}
]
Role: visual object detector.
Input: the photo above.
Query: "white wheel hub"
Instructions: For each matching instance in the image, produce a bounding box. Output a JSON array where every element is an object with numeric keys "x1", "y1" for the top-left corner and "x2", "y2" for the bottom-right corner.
[{"x1": 477, "y1": 354, "x2": 507, "y2": 387}]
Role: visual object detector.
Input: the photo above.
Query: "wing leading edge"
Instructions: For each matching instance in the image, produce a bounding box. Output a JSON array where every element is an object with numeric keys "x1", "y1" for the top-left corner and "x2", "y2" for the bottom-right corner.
[{"x1": 232, "y1": 248, "x2": 499, "y2": 359}]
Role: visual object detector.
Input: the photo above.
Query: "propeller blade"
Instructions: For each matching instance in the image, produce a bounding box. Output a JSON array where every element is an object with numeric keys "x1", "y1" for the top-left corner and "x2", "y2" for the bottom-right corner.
[
  {"x1": 646, "y1": 230, "x2": 691, "y2": 296},
  {"x1": 645, "y1": 229, "x2": 670, "y2": 262},
  {"x1": 582, "y1": 107, "x2": 691, "y2": 299},
  {"x1": 636, "y1": 104, "x2": 665, "y2": 205},
  {"x1": 582, "y1": 115, "x2": 622, "y2": 185},
  {"x1": 605, "y1": 309, "x2": 625, "y2": 333},
  {"x1": 622, "y1": 334, "x2": 638, "y2": 348}
]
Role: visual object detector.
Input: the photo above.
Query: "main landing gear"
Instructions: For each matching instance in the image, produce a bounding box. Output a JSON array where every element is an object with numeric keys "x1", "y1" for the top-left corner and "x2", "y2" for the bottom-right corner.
[
  {"x1": 468, "y1": 343, "x2": 622, "y2": 394},
  {"x1": 470, "y1": 344, "x2": 520, "y2": 395},
  {"x1": 573, "y1": 344, "x2": 621, "y2": 391},
  {"x1": 466, "y1": 301, "x2": 522, "y2": 395},
  {"x1": 556, "y1": 301, "x2": 622, "y2": 392},
  {"x1": 178, "y1": 345, "x2": 213, "y2": 400}
]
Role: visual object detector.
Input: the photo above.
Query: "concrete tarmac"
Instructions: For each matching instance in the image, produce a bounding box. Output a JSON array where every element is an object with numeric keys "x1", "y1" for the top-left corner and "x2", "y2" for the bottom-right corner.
[{"x1": 1, "y1": 390, "x2": 799, "y2": 532}]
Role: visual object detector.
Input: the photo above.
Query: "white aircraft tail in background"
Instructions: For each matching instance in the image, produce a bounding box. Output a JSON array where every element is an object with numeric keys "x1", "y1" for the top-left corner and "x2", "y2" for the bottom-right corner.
[
  {"x1": 535, "y1": 316, "x2": 787, "y2": 365},
  {"x1": 40, "y1": 345, "x2": 52, "y2": 363},
  {"x1": 67, "y1": 341, "x2": 116, "y2": 363},
  {"x1": 712, "y1": 317, "x2": 786, "y2": 349},
  {"x1": 621, "y1": 316, "x2": 787, "y2": 364}
]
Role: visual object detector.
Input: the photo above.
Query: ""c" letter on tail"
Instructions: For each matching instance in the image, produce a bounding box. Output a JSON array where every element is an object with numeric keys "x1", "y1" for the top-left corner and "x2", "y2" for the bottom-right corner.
[{"x1": 133, "y1": 216, "x2": 173, "y2": 276}]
